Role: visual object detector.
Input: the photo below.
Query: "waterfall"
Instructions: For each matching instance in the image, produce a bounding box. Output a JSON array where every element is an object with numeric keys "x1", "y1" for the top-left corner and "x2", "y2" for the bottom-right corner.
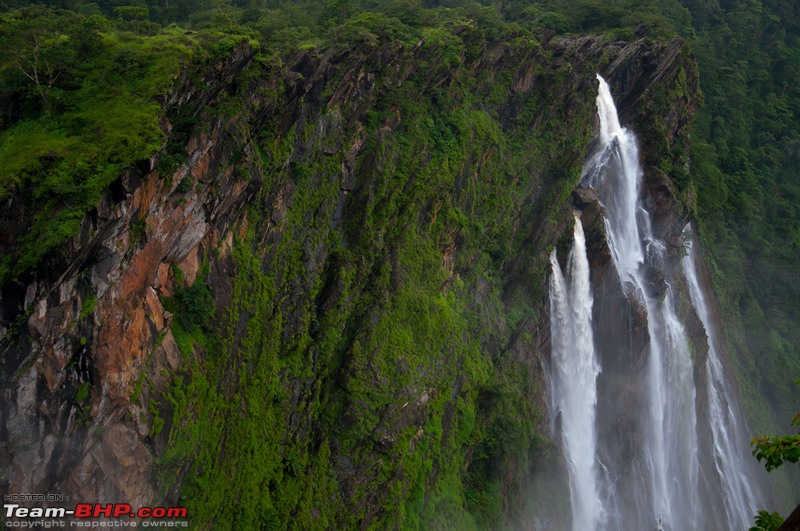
[
  {"x1": 682, "y1": 228, "x2": 761, "y2": 529},
  {"x1": 548, "y1": 75, "x2": 764, "y2": 530},
  {"x1": 549, "y1": 213, "x2": 603, "y2": 531},
  {"x1": 580, "y1": 75, "x2": 700, "y2": 529}
]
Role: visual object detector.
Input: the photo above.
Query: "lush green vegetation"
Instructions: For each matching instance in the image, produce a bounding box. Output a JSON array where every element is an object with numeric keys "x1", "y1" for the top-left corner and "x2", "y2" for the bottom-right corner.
[
  {"x1": 750, "y1": 391, "x2": 800, "y2": 530},
  {"x1": 680, "y1": 0, "x2": 800, "y2": 440},
  {"x1": 147, "y1": 21, "x2": 599, "y2": 524},
  {"x1": 750, "y1": 509, "x2": 784, "y2": 531},
  {"x1": 0, "y1": 7, "x2": 194, "y2": 281},
  {"x1": 753, "y1": 414, "x2": 800, "y2": 473},
  {"x1": 1, "y1": 0, "x2": 798, "y2": 528}
]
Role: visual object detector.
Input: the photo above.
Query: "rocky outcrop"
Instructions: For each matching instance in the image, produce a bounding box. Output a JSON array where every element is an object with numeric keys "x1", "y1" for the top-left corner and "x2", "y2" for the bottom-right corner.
[
  {"x1": 0, "y1": 49, "x2": 258, "y2": 506},
  {"x1": 0, "y1": 30, "x2": 698, "y2": 527}
]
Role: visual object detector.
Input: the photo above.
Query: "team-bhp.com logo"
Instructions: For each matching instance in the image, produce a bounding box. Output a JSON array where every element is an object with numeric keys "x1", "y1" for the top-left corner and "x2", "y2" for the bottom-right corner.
[{"x1": 4, "y1": 502, "x2": 189, "y2": 527}]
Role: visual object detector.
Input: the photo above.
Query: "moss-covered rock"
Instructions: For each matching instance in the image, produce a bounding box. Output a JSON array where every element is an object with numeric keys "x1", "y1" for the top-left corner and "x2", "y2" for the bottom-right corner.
[{"x1": 0, "y1": 25, "x2": 698, "y2": 529}]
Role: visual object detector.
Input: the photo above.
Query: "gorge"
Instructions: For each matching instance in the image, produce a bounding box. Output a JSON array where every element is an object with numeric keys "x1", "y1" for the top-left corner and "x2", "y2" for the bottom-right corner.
[{"x1": 0, "y1": 3, "x2": 795, "y2": 528}]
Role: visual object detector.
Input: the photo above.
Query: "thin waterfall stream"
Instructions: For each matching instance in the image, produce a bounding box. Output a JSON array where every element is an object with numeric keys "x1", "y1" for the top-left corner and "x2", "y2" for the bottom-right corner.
[
  {"x1": 548, "y1": 75, "x2": 762, "y2": 531},
  {"x1": 549, "y1": 213, "x2": 603, "y2": 530},
  {"x1": 682, "y1": 228, "x2": 761, "y2": 529}
]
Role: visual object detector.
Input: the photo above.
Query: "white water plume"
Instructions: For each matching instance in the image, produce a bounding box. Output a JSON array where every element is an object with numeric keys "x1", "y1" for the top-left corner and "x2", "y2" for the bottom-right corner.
[
  {"x1": 549, "y1": 213, "x2": 603, "y2": 531},
  {"x1": 545, "y1": 74, "x2": 764, "y2": 531},
  {"x1": 682, "y1": 228, "x2": 761, "y2": 529},
  {"x1": 582, "y1": 74, "x2": 644, "y2": 295}
]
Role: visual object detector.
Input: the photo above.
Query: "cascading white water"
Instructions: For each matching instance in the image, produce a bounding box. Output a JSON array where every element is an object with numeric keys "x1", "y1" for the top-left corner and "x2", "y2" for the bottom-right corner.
[
  {"x1": 582, "y1": 78, "x2": 644, "y2": 291},
  {"x1": 682, "y1": 228, "x2": 761, "y2": 529},
  {"x1": 583, "y1": 75, "x2": 700, "y2": 530},
  {"x1": 549, "y1": 213, "x2": 603, "y2": 531},
  {"x1": 550, "y1": 75, "x2": 761, "y2": 531},
  {"x1": 548, "y1": 74, "x2": 764, "y2": 531}
]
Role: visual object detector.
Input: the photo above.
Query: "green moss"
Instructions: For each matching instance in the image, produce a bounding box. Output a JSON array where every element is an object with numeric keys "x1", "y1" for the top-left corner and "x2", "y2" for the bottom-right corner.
[
  {"x1": 0, "y1": 10, "x2": 213, "y2": 283},
  {"x1": 169, "y1": 322, "x2": 191, "y2": 358},
  {"x1": 74, "y1": 383, "x2": 90, "y2": 402},
  {"x1": 152, "y1": 29, "x2": 591, "y2": 523}
]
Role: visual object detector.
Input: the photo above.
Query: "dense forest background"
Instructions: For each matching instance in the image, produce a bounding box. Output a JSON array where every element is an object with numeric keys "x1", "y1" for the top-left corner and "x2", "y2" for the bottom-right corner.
[{"x1": 1, "y1": 0, "x2": 798, "y2": 526}]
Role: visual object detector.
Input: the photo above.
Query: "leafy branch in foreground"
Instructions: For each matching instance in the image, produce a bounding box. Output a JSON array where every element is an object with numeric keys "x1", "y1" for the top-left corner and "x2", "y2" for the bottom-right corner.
[
  {"x1": 751, "y1": 419, "x2": 800, "y2": 472},
  {"x1": 748, "y1": 380, "x2": 800, "y2": 530},
  {"x1": 750, "y1": 509, "x2": 784, "y2": 531},
  {"x1": 751, "y1": 377, "x2": 800, "y2": 473}
]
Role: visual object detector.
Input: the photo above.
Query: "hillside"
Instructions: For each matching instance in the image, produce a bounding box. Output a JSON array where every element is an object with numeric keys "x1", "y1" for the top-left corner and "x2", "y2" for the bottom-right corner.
[{"x1": 0, "y1": 1, "x2": 797, "y2": 529}]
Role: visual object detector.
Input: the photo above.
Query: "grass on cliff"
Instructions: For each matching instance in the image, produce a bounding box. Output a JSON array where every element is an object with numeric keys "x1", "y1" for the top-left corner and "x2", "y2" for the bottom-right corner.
[
  {"x1": 152, "y1": 20, "x2": 602, "y2": 526},
  {"x1": 0, "y1": 8, "x2": 250, "y2": 283}
]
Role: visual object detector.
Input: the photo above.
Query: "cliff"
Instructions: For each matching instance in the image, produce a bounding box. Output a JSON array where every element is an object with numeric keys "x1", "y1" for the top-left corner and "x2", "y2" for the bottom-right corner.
[{"x1": 0, "y1": 25, "x2": 698, "y2": 528}]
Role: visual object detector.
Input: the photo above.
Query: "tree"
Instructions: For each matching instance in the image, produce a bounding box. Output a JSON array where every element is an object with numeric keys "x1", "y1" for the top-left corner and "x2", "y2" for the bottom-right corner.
[
  {"x1": 0, "y1": 7, "x2": 81, "y2": 116},
  {"x1": 751, "y1": 510, "x2": 785, "y2": 531},
  {"x1": 751, "y1": 413, "x2": 800, "y2": 472},
  {"x1": 750, "y1": 381, "x2": 800, "y2": 531}
]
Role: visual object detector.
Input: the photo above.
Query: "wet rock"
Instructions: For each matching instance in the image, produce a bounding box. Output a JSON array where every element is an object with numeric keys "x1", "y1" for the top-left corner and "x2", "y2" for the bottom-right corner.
[
  {"x1": 0, "y1": 48, "x2": 257, "y2": 506},
  {"x1": 572, "y1": 188, "x2": 604, "y2": 231}
]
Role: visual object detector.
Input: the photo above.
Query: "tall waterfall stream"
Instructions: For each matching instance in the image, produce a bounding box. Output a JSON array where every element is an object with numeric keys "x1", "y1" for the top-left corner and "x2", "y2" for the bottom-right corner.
[{"x1": 548, "y1": 75, "x2": 762, "y2": 530}]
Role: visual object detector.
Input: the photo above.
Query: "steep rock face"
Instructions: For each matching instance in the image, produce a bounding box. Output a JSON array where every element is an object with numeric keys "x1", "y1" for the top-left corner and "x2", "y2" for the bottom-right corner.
[
  {"x1": 0, "y1": 48, "x2": 258, "y2": 506},
  {"x1": 0, "y1": 30, "x2": 697, "y2": 527}
]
